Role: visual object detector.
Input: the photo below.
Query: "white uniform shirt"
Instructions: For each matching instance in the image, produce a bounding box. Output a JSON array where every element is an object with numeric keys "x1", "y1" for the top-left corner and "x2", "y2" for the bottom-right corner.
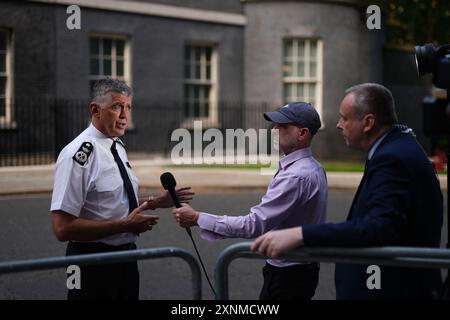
[{"x1": 50, "y1": 123, "x2": 138, "y2": 245}]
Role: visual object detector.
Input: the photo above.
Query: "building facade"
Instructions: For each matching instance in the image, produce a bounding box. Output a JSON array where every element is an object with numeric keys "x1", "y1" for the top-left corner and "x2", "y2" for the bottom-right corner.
[{"x1": 0, "y1": 0, "x2": 432, "y2": 164}]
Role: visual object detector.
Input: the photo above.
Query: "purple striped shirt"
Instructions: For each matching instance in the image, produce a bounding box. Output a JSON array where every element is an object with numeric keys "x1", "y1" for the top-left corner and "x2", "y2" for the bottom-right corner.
[{"x1": 197, "y1": 147, "x2": 328, "y2": 267}]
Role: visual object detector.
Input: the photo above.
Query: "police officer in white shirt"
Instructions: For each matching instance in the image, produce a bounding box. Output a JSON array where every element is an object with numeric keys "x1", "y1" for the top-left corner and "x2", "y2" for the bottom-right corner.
[{"x1": 50, "y1": 78, "x2": 193, "y2": 300}]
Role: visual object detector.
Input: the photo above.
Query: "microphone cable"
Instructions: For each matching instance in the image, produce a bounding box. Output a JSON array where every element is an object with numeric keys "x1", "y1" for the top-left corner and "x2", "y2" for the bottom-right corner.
[{"x1": 184, "y1": 227, "x2": 216, "y2": 296}]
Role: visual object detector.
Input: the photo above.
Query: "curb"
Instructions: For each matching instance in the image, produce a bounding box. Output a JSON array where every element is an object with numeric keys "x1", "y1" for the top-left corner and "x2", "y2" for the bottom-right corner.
[{"x1": 0, "y1": 164, "x2": 447, "y2": 196}]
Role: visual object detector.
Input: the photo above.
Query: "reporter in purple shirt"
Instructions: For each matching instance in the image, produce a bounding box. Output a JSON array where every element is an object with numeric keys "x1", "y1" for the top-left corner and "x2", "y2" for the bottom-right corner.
[{"x1": 173, "y1": 102, "x2": 328, "y2": 300}]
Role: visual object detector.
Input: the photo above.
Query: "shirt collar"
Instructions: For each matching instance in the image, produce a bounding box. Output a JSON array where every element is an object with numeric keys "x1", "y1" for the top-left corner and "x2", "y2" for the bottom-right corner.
[
  {"x1": 87, "y1": 123, "x2": 122, "y2": 147},
  {"x1": 87, "y1": 123, "x2": 109, "y2": 140},
  {"x1": 368, "y1": 131, "x2": 389, "y2": 160},
  {"x1": 279, "y1": 147, "x2": 312, "y2": 169}
]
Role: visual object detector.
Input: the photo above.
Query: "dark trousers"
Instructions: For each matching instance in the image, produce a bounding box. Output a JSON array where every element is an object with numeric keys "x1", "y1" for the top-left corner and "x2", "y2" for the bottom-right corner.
[
  {"x1": 66, "y1": 241, "x2": 139, "y2": 300},
  {"x1": 259, "y1": 262, "x2": 319, "y2": 300}
]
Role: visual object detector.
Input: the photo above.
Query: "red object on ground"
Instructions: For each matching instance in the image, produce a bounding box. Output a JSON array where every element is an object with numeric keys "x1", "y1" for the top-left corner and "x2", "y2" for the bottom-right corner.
[{"x1": 431, "y1": 149, "x2": 447, "y2": 172}]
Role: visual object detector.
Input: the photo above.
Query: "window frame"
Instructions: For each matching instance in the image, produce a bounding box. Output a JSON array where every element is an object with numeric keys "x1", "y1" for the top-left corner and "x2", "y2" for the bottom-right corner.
[
  {"x1": 282, "y1": 38, "x2": 323, "y2": 126},
  {"x1": 0, "y1": 28, "x2": 14, "y2": 127},
  {"x1": 88, "y1": 33, "x2": 131, "y2": 91},
  {"x1": 183, "y1": 42, "x2": 218, "y2": 127}
]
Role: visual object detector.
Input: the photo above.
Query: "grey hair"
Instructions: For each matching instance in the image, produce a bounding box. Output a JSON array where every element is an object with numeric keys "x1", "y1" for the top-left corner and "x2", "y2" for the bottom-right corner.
[
  {"x1": 92, "y1": 78, "x2": 133, "y2": 102},
  {"x1": 345, "y1": 83, "x2": 398, "y2": 128}
]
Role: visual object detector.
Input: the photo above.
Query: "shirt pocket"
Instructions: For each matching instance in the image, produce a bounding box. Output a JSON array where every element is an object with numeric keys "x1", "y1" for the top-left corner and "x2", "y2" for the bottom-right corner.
[{"x1": 95, "y1": 170, "x2": 123, "y2": 193}]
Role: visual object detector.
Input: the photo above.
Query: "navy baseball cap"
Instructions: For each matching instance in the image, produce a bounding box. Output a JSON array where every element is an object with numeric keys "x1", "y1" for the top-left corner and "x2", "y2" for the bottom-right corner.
[{"x1": 264, "y1": 102, "x2": 322, "y2": 135}]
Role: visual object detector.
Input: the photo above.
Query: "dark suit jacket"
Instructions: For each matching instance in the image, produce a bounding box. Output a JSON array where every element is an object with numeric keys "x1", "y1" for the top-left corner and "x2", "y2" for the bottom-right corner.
[{"x1": 303, "y1": 126, "x2": 443, "y2": 299}]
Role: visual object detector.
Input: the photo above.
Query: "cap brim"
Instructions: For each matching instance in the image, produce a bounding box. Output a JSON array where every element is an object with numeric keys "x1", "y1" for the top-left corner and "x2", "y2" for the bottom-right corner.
[{"x1": 263, "y1": 111, "x2": 292, "y2": 123}]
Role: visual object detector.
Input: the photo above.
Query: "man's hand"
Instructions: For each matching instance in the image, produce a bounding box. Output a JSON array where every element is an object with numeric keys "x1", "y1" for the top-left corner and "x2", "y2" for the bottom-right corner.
[
  {"x1": 153, "y1": 187, "x2": 195, "y2": 209},
  {"x1": 172, "y1": 203, "x2": 199, "y2": 228},
  {"x1": 251, "y1": 227, "x2": 304, "y2": 258},
  {"x1": 124, "y1": 202, "x2": 159, "y2": 234}
]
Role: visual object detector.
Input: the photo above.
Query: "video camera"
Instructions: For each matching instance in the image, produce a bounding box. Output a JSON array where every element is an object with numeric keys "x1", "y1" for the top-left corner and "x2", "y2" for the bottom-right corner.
[
  {"x1": 416, "y1": 43, "x2": 450, "y2": 299},
  {"x1": 414, "y1": 43, "x2": 450, "y2": 136}
]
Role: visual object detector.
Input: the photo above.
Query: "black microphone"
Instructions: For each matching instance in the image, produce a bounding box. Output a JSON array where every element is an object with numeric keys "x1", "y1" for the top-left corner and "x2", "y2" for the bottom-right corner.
[
  {"x1": 160, "y1": 171, "x2": 216, "y2": 295},
  {"x1": 160, "y1": 172, "x2": 191, "y2": 235},
  {"x1": 160, "y1": 172, "x2": 182, "y2": 208}
]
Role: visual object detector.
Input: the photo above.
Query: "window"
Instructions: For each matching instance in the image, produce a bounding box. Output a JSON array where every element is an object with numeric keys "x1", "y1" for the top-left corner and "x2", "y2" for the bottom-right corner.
[
  {"x1": 282, "y1": 39, "x2": 322, "y2": 118},
  {"x1": 0, "y1": 28, "x2": 12, "y2": 125},
  {"x1": 89, "y1": 35, "x2": 130, "y2": 93},
  {"x1": 184, "y1": 44, "x2": 217, "y2": 123}
]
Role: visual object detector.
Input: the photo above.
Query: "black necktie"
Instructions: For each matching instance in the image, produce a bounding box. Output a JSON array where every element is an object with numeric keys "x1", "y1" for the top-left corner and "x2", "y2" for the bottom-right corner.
[{"x1": 110, "y1": 140, "x2": 138, "y2": 214}]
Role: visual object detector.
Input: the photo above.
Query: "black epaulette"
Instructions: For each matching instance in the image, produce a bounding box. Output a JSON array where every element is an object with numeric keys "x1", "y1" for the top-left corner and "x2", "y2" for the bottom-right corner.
[{"x1": 72, "y1": 142, "x2": 93, "y2": 166}]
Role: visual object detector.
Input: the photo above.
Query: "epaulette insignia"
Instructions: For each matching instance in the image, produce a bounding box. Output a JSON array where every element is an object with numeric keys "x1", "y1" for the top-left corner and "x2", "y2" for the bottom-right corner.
[{"x1": 72, "y1": 142, "x2": 93, "y2": 166}]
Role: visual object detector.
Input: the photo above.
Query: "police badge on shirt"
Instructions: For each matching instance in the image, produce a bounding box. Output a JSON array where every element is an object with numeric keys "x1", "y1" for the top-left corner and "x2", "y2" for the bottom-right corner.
[{"x1": 72, "y1": 142, "x2": 93, "y2": 166}]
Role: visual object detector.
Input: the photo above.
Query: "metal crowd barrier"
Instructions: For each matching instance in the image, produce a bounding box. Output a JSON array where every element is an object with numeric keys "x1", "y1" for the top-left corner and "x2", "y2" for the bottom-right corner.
[
  {"x1": 214, "y1": 242, "x2": 450, "y2": 300},
  {"x1": 0, "y1": 247, "x2": 202, "y2": 300}
]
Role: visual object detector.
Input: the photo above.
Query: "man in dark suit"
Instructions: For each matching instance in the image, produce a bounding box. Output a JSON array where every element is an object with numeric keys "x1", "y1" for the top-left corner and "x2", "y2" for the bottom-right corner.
[{"x1": 252, "y1": 83, "x2": 443, "y2": 299}]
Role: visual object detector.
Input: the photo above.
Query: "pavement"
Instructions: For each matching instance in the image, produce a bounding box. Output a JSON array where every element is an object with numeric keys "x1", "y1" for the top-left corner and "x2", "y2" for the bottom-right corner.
[{"x1": 0, "y1": 158, "x2": 447, "y2": 195}]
